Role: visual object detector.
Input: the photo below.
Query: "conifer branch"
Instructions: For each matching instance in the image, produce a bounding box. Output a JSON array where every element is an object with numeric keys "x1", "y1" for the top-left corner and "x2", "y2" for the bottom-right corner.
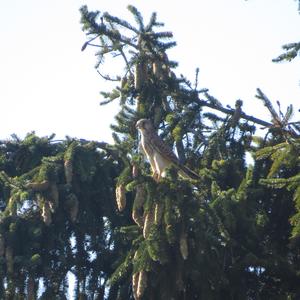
[
  {"x1": 197, "y1": 98, "x2": 272, "y2": 128},
  {"x1": 272, "y1": 42, "x2": 300, "y2": 63},
  {"x1": 96, "y1": 70, "x2": 120, "y2": 81},
  {"x1": 119, "y1": 48, "x2": 134, "y2": 77},
  {"x1": 197, "y1": 91, "x2": 299, "y2": 137},
  {"x1": 127, "y1": 5, "x2": 144, "y2": 32},
  {"x1": 255, "y1": 88, "x2": 281, "y2": 126},
  {"x1": 103, "y1": 12, "x2": 139, "y2": 34}
]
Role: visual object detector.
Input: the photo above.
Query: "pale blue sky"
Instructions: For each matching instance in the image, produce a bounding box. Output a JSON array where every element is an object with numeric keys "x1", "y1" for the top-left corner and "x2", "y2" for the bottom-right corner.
[{"x1": 1, "y1": 0, "x2": 300, "y2": 143}]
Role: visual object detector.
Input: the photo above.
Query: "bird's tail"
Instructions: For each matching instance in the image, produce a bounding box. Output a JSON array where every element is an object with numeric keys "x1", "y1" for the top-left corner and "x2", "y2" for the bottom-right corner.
[{"x1": 178, "y1": 164, "x2": 200, "y2": 180}]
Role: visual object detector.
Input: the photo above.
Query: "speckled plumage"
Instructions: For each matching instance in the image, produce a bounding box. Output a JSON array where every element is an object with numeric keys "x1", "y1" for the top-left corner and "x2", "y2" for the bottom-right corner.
[{"x1": 136, "y1": 119, "x2": 199, "y2": 180}]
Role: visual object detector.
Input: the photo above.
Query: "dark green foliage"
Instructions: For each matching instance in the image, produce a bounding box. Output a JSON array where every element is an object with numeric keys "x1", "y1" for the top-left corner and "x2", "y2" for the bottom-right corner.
[
  {"x1": 272, "y1": 2, "x2": 300, "y2": 69},
  {"x1": 0, "y1": 134, "x2": 130, "y2": 299},
  {"x1": 273, "y1": 42, "x2": 300, "y2": 63}
]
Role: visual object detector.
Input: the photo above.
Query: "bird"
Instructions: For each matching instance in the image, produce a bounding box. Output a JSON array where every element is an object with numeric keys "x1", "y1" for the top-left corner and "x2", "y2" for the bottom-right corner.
[{"x1": 136, "y1": 119, "x2": 199, "y2": 181}]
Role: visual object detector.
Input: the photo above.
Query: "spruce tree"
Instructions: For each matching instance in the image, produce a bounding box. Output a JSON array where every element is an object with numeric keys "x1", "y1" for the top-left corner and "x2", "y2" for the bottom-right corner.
[{"x1": 79, "y1": 5, "x2": 300, "y2": 299}]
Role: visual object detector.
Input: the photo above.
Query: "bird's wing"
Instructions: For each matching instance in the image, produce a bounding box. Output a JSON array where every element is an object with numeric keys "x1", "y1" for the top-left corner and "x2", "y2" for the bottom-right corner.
[
  {"x1": 149, "y1": 132, "x2": 179, "y2": 164},
  {"x1": 149, "y1": 132, "x2": 200, "y2": 180}
]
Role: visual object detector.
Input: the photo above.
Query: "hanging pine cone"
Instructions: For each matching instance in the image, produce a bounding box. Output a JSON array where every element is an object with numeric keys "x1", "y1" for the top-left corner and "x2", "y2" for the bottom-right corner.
[
  {"x1": 115, "y1": 184, "x2": 126, "y2": 212},
  {"x1": 137, "y1": 271, "x2": 147, "y2": 299},
  {"x1": 132, "y1": 185, "x2": 145, "y2": 227},
  {"x1": 134, "y1": 61, "x2": 147, "y2": 90},
  {"x1": 5, "y1": 245, "x2": 14, "y2": 274},
  {"x1": 70, "y1": 194, "x2": 79, "y2": 222},
  {"x1": 143, "y1": 207, "x2": 154, "y2": 239},
  {"x1": 48, "y1": 183, "x2": 59, "y2": 212},
  {"x1": 161, "y1": 63, "x2": 170, "y2": 79},
  {"x1": 0, "y1": 234, "x2": 5, "y2": 256},
  {"x1": 42, "y1": 201, "x2": 52, "y2": 226},
  {"x1": 154, "y1": 202, "x2": 164, "y2": 225},
  {"x1": 65, "y1": 193, "x2": 79, "y2": 222},
  {"x1": 134, "y1": 185, "x2": 145, "y2": 209},
  {"x1": 134, "y1": 63, "x2": 141, "y2": 90},
  {"x1": 132, "y1": 272, "x2": 139, "y2": 300},
  {"x1": 179, "y1": 232, "x2": 188, "y2": 260},
  {"x1": 64, "y1": 159, "x2": 73, "y2": 185},
  {"x1": 132, "y1": 208, "x2": 144, "y2": 228},
  {"x1": 7, "y1": 195, "x2": 18, "y2": 216},
  {"x1": 152, "y1": 60, "x2": 163, "y2": 79},
  {"x1": 132, "y1": 163, "x2": 139, "y2": 178}
]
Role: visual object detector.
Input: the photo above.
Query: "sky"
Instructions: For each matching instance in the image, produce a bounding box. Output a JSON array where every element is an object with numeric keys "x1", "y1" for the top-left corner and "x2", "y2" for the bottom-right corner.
[{"x1": 0, "y1": 0, "x2": 300, "y2": 144}]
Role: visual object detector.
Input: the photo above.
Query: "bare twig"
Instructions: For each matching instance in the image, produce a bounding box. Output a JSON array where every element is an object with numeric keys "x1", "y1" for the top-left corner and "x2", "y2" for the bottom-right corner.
[
  {"x1": 119, "y1": 48, "x2": 134, "y2": 77},
  {"x1": 96, "y1": 70, "x2": 120, "y2": 81}
]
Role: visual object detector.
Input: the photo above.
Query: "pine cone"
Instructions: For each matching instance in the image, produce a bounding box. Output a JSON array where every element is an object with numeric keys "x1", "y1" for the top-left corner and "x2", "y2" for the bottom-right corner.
[
  {"x1": 179, "y1": 232, "x2": 188, "y2": 260},
  {"x1": 48, "y1": 183, "x2": 59, "y2": 212},
  {"x1": 132, "y1": 272, "x2": 139, "y2": 300},
  {"x1": 65, "y1": 193, "x2": 79, "y2": 222},
  {"x1": 132, "y1": 163, "x2": 139, "y2": 178},
  {"x1": 134, "y1": 63, "x2": 141, "y2": 90},
  {"x1": 132, "y1": 208, "x2": 144, "y2": 228},
  {"x1": 134, "y1": 185, "x2": 145, "y2": 209},
  {"x1": 137, "y1": 271, "x2": 147, "y2": 299},
  {"x1": 69, "y1": 195, "x2": 79, "y2": 222},
  {"x1": 143, "y1": 208, "x2": 154, "y2": 239},
  {"x1": 134, "y1": 59, "x2": 147, "y2": 91},
  {"x1": 7, "y1": 196, "x2": 17, "y2": 216},
  {"x1": 42, "y1": 201, "x2": 52, "y2": 226},
  {"x1": 152, "y1": 60, "x2": 163, "y2": 79},
  {"x1": 132, "y1": 185, "x2": 145, "y2": 227},
  {"x1": 154, "y1": 202, "x2": 164, "y2": 225},
  {"x1": 64, "y1": 159, "x2": 73, "y2": 185},
  {"x1": 115, "y1": 184, "x2": 126, "y2": 211}
]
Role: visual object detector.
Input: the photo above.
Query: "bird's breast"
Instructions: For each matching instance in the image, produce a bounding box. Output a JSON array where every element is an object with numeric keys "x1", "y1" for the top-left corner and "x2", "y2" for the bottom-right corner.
[{"x1": 141, "y1": 135, "x2": 154, "y2": 157}]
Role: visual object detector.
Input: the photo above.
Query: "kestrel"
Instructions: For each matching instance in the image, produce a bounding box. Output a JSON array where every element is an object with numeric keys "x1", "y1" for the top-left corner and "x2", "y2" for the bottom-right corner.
[{"x1": 136, "y1": 119, "x2": 199, "y2": 181}]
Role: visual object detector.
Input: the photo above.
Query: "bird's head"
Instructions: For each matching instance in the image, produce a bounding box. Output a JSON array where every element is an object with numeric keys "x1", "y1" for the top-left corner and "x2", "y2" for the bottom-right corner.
[{"x1": 136, "y1": 119, "x2": 153, "y2": 133}]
